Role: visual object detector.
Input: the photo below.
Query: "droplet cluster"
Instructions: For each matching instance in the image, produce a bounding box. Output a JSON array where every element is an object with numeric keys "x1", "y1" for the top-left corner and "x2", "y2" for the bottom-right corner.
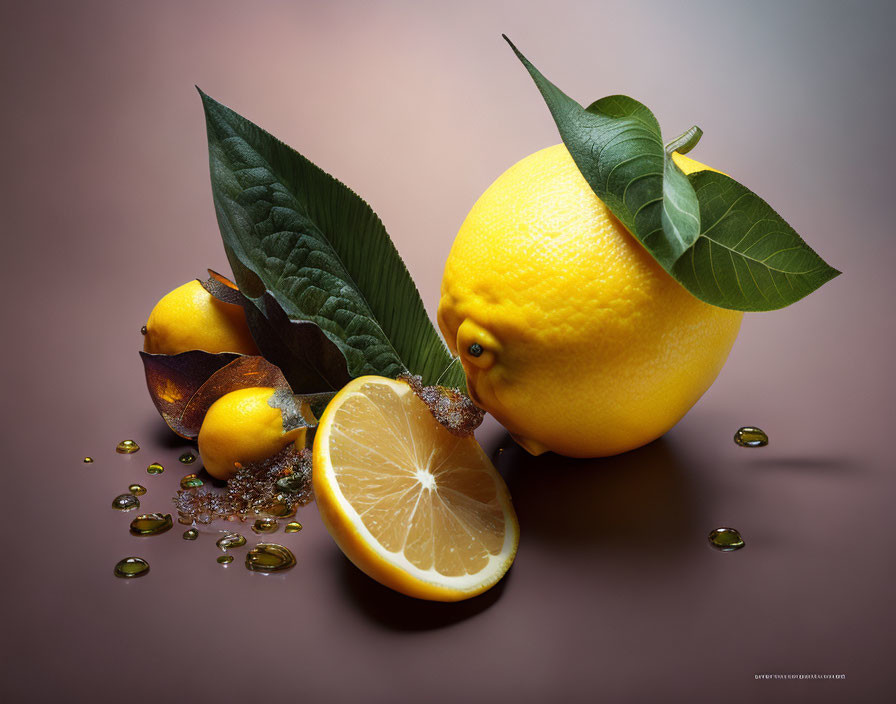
[{"x1": 173, "y1": 445, "x2": 312, "y2": 524}]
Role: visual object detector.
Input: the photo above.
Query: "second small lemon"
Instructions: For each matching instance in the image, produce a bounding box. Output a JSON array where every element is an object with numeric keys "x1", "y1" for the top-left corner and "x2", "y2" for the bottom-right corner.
[{"x1": 198, "y1": 387, "x2": 307, "y2": 480}]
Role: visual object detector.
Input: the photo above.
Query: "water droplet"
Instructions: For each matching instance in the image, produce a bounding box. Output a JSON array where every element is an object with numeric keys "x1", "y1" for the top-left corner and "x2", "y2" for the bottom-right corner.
[
  {"x1": 733, "y1": 426, "x2": 768, "y2": 448},
  {"x1": 83, "y1": 457, "x2": 94, "y2": 464},
  {"x1": 252, "y1": 517, "x2": 279, "y2": 534},
  {"x1": 146, "y1": 462, "x2": 164, "y2": 475},
  {"x1": 284, "y1": 522, "x2": 303, "y2": 534},
  {"x1": 183, "y1": 528, "x2": 199, "y2": 540},
  {"x1": 141, "y1": 325, "x2": 148, "y2": 335},
  {"x1": 708, "y1": 527, "x2": 745, "y2": 552},
  {"x1": 216, "y1": 533, "x2": 247, "y2": 551},
  {"x1": 245, "y1": 543, "x2": 296, "y2": 573},
  {"x1": 180, "y1": 474, "x2": 203, "y2": 489},
  {"x1": 114, "y1": 557, "x2": 149, "y2": 578},
  {"x1": 217, "y1": 555, "x2": 234, "y2": 565},
  {"x1": 116, "y1": 440, "x2": 140, "y2": 454},
  {"x1": 268, "y1": 498, "x2": 296, "y2": 518},
  {"x1": 128, "y1": 484, "x2": 146, "y2": 496},
  {"x1": 112, "y1": 494, "x2": 140, "y2": 511},
  {"x1": 129, "y1": 513, "x2": 173, "y2": 536},
  {"x1": 179, "y1": 452, "x2": 196, "y2": 464}
]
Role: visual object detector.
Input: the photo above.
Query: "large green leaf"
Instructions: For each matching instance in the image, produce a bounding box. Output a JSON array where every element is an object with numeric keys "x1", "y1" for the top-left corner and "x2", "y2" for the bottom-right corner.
[
  {"x1": 506, "y1": 37, "x2": 840, "y2": 311},
  {"x1": 200, "y1": 91, "x2": 465, "y2": 390},
  {"x1": 671, "y1": 171, "x2": 839, "y2": 310}
]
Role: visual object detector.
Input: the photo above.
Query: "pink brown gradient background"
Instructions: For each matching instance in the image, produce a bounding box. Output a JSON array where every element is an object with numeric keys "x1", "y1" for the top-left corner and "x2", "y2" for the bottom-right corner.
[{"x1": 2, "y1": 1, "x2": 894, "y2": 702}]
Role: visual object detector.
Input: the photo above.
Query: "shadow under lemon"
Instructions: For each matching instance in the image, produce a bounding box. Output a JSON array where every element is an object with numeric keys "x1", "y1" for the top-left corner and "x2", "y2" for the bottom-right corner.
[
  {"x1": 336, "y1": 432, "x2": 696, "y2": 630},
  {"x1": 495, "y1": 433, "x2": 697, "y2": 559},
  {"x1": 335, "y1": 550, "x2": 509, "y2": 631}
]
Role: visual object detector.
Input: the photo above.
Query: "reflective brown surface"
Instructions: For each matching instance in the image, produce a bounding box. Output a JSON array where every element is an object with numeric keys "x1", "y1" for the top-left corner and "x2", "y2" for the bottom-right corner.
[{"x1": 2, "y1": 1, "x2": 894, "y2": 702}]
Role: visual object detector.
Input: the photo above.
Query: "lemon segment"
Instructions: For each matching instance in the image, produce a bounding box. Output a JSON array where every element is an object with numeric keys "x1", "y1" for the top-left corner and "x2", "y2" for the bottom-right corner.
[{"x1": 313, "y1": 376, "x2": 519, "y2": 601}]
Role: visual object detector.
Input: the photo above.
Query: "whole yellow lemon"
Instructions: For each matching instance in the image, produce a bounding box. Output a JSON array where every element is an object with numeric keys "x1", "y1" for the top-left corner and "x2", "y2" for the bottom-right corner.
[
  {"x1": 197, "y1": 386, "x2": 307, "y2": 479},
  {"x1": 143, "y1": 280, "x2": 259, "y2": 356},
  {"x1": 438, "y1": 144, "x2": 742, "y2": 458}
]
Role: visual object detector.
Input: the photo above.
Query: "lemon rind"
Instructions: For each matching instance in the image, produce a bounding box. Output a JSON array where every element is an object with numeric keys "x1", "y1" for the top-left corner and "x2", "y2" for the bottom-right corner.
[{"x1": 313, "y1": 376, "x2": 519, "y2": 600}]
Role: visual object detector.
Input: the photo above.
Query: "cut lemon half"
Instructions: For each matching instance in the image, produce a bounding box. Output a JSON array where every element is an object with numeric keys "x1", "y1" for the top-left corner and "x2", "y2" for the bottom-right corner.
[{"x1": 313, "y1": 376, "x2": 519, "y2": 601}]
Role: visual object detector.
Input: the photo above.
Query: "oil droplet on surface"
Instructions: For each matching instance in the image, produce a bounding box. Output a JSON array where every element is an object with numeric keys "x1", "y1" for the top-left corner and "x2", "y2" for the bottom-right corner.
[
  {"x1": 216, "y1": 533, "x2": 247, "y2": 551},
  {"x1": 245, "y1": 543, "x2": 296, "y2": 573},
  {"x1": 733, "y1": 426, "x2": 768, "y2": 448},
  {"x1": 146, "y1": 462, "x2": 164, "y2": 475},
  {"x1": 112, "y1": 494, "x2": 140, "y2": 511},
  {"x1": 179, "y1": 452, "x2": 196, "y2": 464},
  {"x1": 114, "y1": 557, "x2": 149, "y2": 578},
  {"x1": 129, "y1": 513, "x2": 173, "y2": 536},
  {"x1": 183, "y1": 528, "x2": 199, "y2": 540},
  {"x1": 284, "y1": 522, "x2": 303, "y2": 534},
  {"x1": 708, "y1": 527, "x2": 745, "y2": 552},
  {"x1": 83, "y1": 457, "x2": 94, "y2": 464},
  {"x1": 141, "y1": 325, "x2": 148, "y2": 335},
  {"x1": 116, "y1": 440, "x2": 140, "y2": 454},
  {"x1": 252, "y1": 518, "x2": 278, "y2": 534},
  {"x1": 180, "y1": 474, "x2": 203, "y2": 489},
  {"x1": 269, "y1": 498, "x2": 296, "y2": 518},
  {"x1": 217, "y1": 555, "x2": 234, "y2": 565},
  {"x1": 129, "y1": 484, "x2": 146, "y2": 496}
]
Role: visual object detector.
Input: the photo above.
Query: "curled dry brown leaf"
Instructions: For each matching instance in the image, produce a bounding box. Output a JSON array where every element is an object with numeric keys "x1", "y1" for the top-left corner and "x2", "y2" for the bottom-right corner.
[
  {"x1": 140, "y1": 352, "x2": 313, "y2": 439},
  {"x1": 140, "y1": 350, "x2": 242, "y2": 439}
]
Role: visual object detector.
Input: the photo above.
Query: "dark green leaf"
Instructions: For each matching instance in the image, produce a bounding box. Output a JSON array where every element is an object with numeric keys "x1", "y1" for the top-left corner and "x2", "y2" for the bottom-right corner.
[
  {"x1": 671, "y1": 171, "x2": 840, "y2": 311},
  {"x1": 199, "y1": 91, "x2": 465, "y2": 389},
  {"x1": 505, "y1": 36, "x2": 839, "y2": 310},
  {"x1": 201, "y1": 270, "x2": 350, "y2": 393}
]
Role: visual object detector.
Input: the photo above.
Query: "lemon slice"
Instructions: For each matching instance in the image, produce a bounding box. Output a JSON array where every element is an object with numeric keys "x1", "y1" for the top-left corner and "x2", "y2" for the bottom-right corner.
[{"x1": 313, "y1": 376, "x2": 519, "y2": 601}]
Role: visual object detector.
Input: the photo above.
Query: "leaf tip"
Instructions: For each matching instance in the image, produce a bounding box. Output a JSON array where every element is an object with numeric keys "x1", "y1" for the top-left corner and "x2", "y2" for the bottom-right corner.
[{"x1": 502, "y1": 34, "x2": 526, "y2": 63}]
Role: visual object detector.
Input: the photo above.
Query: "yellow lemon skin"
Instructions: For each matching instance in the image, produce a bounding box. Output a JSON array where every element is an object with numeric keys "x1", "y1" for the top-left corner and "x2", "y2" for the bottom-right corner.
[
  {"x1": 197, "y1": 386, "x2": 306, "y2": 480},
  {"x1": 143, "y1": 280, "x2": 259, "y2": 356},
  {"x1": 438, "y1": 145, "x2": 742, "y2": 458}
]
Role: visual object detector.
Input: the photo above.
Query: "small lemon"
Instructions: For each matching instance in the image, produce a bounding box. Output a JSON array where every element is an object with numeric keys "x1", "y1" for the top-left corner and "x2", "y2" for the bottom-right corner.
[
  {"x1": 198, "y1": 386, "x2": 306, "y2": 480},
  {"x1": 143, "y1": 280, "x2": 259, "y2": 356},
  {"x1": 438, "y1": 144, "x2": 742, "y2": 458}
]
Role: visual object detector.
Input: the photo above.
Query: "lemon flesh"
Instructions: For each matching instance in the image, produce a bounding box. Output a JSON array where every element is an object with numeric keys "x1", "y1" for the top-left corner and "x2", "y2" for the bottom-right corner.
[
  {"x1": 313, "y1": 376, "x2": 519, "y2": 601},
  {"x1": 198, "y1": 386, "x2": 306, "y2": 480},
  {"x1": 143, "y1": 280, "x2": 259, "y2": 356},
  {"x1": 438, "y1": 145, "x2": 742, "y2": 458}
]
